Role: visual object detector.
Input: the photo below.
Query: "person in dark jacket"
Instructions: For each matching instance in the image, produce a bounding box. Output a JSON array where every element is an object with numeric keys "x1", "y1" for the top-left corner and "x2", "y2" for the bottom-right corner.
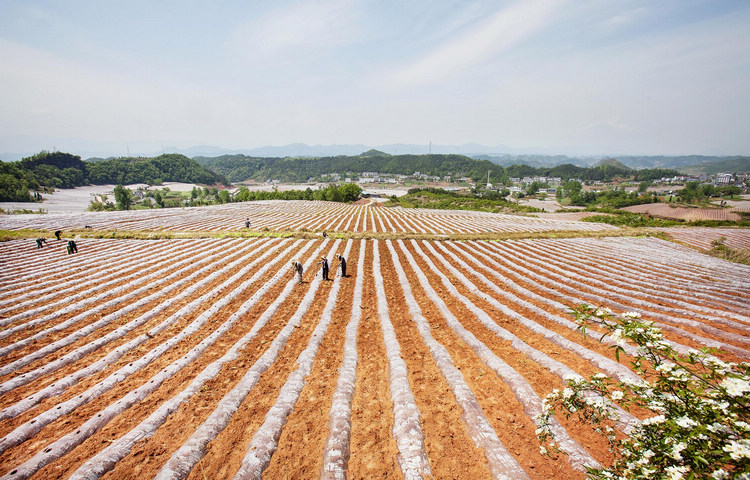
[
  {"x1": 337, "y1": 254, "x2": 347, "y2": 277},
  {"x1": 36, "y1": 238, "x2": 47, "y2": 249},
  {"x1": 318, "y1": 256, "x2": 329, "y2": 280},
  {"x1": 54, "y1": 230, "x2": 62, "y2": 240},
  {"x1": 291, "y1": 260, "x2": 303, "y2": 284},
  {"x1": 67, "y1": 239, "x2": 78, "y2": 254}
]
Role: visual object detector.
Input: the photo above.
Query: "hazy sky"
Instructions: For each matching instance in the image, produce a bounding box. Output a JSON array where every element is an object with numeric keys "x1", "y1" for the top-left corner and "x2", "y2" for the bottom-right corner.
[{"x1": 1, "y1": 0, "x2": 749, "y2": 156}]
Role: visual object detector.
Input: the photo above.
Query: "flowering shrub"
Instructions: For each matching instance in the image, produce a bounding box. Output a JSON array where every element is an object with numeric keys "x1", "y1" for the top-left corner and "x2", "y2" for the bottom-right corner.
[{"x1": 536, "y1": 305, "x2": 750, "y2": 480}]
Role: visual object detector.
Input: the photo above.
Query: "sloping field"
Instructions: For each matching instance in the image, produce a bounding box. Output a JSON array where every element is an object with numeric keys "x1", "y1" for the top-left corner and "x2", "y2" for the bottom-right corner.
[
  {"x1": 0, "y1": 233, "x2": 748, "y2": 480},
  {"x1": 0, "y1": 200, "x2": 615, "y2": 235},
  {"x1": 622, "y1": 203, "x2": 742, "y2": 221},
  {"x1": 658, "y1": 227, "x2": 750, "y2": 251}
]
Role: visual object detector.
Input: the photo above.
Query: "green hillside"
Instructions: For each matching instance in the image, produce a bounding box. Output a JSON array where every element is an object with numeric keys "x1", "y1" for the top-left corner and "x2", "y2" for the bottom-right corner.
[
  {"x1": 193, "y1": 151, "x2": 677, "y2": 185},
  {"x1": 681, "y1": 157, "x2": 750, "y2": 175},
  {"x1": 193, "y1": 152, "x2": 500, "y2": 183},
  {"x1": 0, "y1": 151, "x2": 228, "y2": 202}
]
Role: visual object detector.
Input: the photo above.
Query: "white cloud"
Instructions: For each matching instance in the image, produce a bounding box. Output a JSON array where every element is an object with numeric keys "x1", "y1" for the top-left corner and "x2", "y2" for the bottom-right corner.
[
  {"x1": 600, "y1": 6, "x2": 650, "y2": 32},
  {"x1": 0, "y1": 38, "x2": 242, "y2": 144},
  {"x1": 225, "y1": 1, "x2": 362, "y2": 64},
  {"x1": 384, "y1": 0, "x2": 566, "y2": 88}
]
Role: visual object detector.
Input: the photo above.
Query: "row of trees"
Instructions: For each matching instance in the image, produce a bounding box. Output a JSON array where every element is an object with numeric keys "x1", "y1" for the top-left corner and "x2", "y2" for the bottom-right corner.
[
  {"x1": 388, "y1": 187, "x2": 540, "y2": 214},
  {"x1": 234, "y1": 183, "x2": 361, "y2": 203},
  {"x1": 675, "y1": 182, "x2": 742, "y2": 202},
  {"x1": 89, "y1": 183, "x2": 363, "y2": 211},
  {"x1": 500, "y1": 163, "x2": 679, "y2": 184},
  {"x1": 556, "y1": 181, "x2": 657, "y2": 208}
]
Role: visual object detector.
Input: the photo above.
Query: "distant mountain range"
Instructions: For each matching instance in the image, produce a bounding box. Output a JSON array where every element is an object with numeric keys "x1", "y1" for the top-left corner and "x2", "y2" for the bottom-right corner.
[
  {"x1": 475, "y1": 154, "x2": 750, "y2": 173},
  {"x1": 2, "y1": 140, "x2": 748, "y2": 173}
]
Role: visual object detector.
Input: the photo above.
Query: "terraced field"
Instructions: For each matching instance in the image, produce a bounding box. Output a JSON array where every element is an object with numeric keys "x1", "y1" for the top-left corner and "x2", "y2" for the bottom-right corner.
[
  {"x1": 0, "y1": 200, "x2": 615, "y2": 235},
  {"x1": 1, "y1": 202, "x2": 749, "y2": 479},
  {"x1": 622, "y1": 203, "x2": 744, "y2": 222},
  {"x1": 658, "y1": 227, "x2": 750, "y2": 251}
]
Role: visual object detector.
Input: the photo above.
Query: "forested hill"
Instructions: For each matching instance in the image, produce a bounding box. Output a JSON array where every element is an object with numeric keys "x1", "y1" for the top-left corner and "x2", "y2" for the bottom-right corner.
[
  {"x1": 193, "y1": 153, "x2": 499, "y2": 183},
  {"x1": 85, "y1": 154, "x2": 228, "y2": 185},
  {"x1": 193, "y1": 152, "x2": 679, "y2": 185},
  {"x1": 0, "y1": 151, "x2": 227, "y2": 202},
  {"x1": 679, "y1": 157, "x2": 750, "y2": 175}
]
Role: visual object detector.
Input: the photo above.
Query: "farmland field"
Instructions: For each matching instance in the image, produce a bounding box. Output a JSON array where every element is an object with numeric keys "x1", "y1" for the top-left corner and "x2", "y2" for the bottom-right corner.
[
  {"x1": 1, "y1": 201, "x2": 749, "y2": 479},
  {"x1": 658, "y1": 227, "x2": 750, "y2": 251},
  {"x1": 0, "y1": 200, "x2": 616, "y2": 235},
  {"x1": 621, "y1": 203, "x2": 744, "y2": 222}
]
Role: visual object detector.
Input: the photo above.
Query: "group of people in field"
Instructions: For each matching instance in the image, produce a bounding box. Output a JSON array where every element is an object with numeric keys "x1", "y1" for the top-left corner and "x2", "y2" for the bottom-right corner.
[
  {"x1": 35, "y1": 230, "x2": 78, "y2": 254},
  {"x1": 291, "y1": 254, "x2": 346, "y2": 284}
]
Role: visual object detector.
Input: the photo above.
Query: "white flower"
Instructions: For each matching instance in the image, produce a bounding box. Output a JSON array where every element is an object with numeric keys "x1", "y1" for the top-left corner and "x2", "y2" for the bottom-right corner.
[
  {"x1": 562, "y1": 388, "x2": 574, "y2": 400},
  {"x1": 563, "y1": 373, "x2": 584, "y2": 383},
  {"x1": 595, "y1": 307, "x2": 612, "y2": 317},
  {"x1": 611, "y1": 390, "x2": 624, "y2": 400},
  {"x1": 623, "y1": 311, "x2": 641, "y2": 319},
  {"x1": 642, "y1": 415, "x2": 666, "y2": 425},
  {"x1": 670, "y1": 442, "x2": 686, "y2": 460},
  {"x1": 539, "y1": 446, "x2": 547, "y2": 455},
  {"x1": 655, "y1": 363, "x2": 674, "y2": 373},
  {"x1": 723, "y1": 439, "x2": 750, "y2": 460},
  {"x1": 675, "y1": 416, "x2": 697, "y2": 429},
  {"x1": 705, "y1": 357, "x2": 730, "y2": 372},
  {"x1": 643, "y1": 449, "x2": 655, "y2": 459},
  {"x1": 665, "y1": 465, "x2": 689, "y2": 480},
  {"x1": 707, "y1": 422, "x2": 729, "y2": 433},
  {"x1": 609, "y1": 329, "x2": 626, "y2": 346},
  {"x1": 647, "y1": 400, "x2": 666, "y2": 413},
  {"x1": 711, "y1": 469, "x2": 729, "y2": 480},
  {"x1": 641, "y1": 467, "x2": 656, "y2": 477},
  {"x1": 720, "y1": 377, "x2": 750, "y2": 397}
]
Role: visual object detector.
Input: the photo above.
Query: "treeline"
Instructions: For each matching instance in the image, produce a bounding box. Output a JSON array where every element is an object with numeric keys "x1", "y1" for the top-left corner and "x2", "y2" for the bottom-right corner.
[
  {"x1": 500, "y1": 163, "x2": 679, "y2": 183},
  {"x1": 194, "y1": 151, "x2": 680, "y2": 185},
  {"x1": 387, "y1": 187, "x2": 540, "y2": 214},
  {"x1": 675, "y1": 182, "x2": 742, "y2": 202},
  {"x1": 556, "y1": 181, "x2": 657, "y2": 208},
  {"x1": 0, "y1": 151, "x2": 227, "y2": 202},
  {"x1": 234, "y1": 183, "x2": 361, "y2": 203},
  {"x1": 91, "y1": 182, "x2": 362, "y2": 211}
]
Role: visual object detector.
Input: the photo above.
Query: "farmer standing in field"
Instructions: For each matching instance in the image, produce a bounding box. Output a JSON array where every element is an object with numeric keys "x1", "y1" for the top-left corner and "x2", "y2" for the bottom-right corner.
[
  {"x1": 245, "y1": 218, "x2": 250, "y2": 229},
  {"x1": 54, "y1": 230, "x2": 62, "y2": 240},
  {"x1": 318, "y1": 256, "x2": 330, "y2": 280},
  {"x1": 291, "y1": 260, "x2": 304, "y2": 284},
  {"x1": 67, "y1": 238, "x2": 78, "y2": 254},
  {"x1": 337, "y1": 254, "x2": 347, "y2": 277}
]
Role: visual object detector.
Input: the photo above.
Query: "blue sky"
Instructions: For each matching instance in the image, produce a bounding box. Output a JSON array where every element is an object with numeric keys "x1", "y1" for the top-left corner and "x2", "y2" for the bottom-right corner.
[{"x1": 1, "y1": 0, "x2": 749, "y2": 156}]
